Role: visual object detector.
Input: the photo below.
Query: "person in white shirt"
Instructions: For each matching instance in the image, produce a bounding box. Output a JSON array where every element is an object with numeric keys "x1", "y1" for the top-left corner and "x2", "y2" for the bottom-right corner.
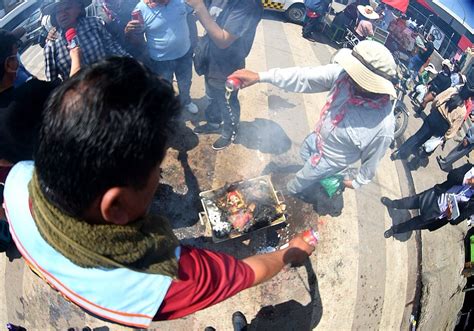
[{"x1": 228, "y1": 40, "x2": 397, "y2": 196}]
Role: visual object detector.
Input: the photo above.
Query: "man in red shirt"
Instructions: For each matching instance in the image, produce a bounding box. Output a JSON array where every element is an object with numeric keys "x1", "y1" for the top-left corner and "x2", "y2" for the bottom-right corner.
[{"x1": 5, "y1": 57, "x2": 314, "y2": 328}]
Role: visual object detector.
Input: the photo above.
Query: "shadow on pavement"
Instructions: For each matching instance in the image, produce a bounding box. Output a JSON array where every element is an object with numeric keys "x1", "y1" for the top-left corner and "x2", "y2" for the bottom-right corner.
[
  {"x1": 248, "y1": 258, "x2": 323, "y2": 331},
  {"x1": 407, "y1": 154, "x2": 430, "y2": 172},
  {"x1": 154, "y1": 151, "x2": 201, "y2": 229},
  {"x1": 154, "y1": 122, "x2": 202, "y2": 229},
  {"x1": 167, "y1": 120, "x2": 200, "y2": 153},
  {"x1": 235, "y1": 119, "x2": 292, "y2": 155},
  {"x1": 267, "y1": 95, "x2": 297, "y2": 110},
  {"x1": 300, "y1": 183, "x2": 344, "y2": 217},
  {"x1": 262, "y1": 11, "x2": 288, "y2": 24},
  {"x1": 5, "y1": 241, "x2": 22, "y2": 261},
  {"x1": 386, "y1": 207, "x2": 413, "y2": 242}
]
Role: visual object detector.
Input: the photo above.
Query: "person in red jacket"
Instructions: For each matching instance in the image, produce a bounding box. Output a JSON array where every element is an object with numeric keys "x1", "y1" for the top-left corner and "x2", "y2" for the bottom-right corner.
[{"x1": 4, "y1": 57, "x2": 314, "y2": 328}]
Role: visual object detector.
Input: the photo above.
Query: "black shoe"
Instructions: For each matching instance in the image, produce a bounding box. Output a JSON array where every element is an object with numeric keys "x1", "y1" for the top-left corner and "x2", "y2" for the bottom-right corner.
[
  {"x1": 384, "y1": 228, "x2": 394, "y2": 238},
  {"x1": 212, "y1": 135, "x2": 232, "y2": 150},
  {"x1": 303, "y1": 33, "x2": 316, "y2": 41},
  {"x1": 390, "y1": 151, "x2": 399, "y2": 161},
  {"x1": 381, "y1": 197, "x2": 395, "y2": 208},
  {"x1": 193, "y1": 122, "x2": 221, "y2": 135},
  {"x1": 232, "y1": 311, "x2": 248, "y2": 331},
  {"x1": 436, "y1": 156, "x2": 449, "y2": 171}
]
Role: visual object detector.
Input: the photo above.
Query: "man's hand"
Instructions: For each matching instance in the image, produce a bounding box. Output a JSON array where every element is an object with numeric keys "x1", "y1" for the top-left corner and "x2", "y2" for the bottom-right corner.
[
  {"x1": 125, "y1": 20, "x2": 145, "y2": 34},
  {"x1": 343, "y1": 179, "x2": 354, "y2": 189},
  {"x1": 228, "y1": 69, "x2": 260, "y2": 88},
  {"x1": 242, "y1": 231, "x2": 315, "y2": 285},
  {"x1": 47, "y1": 27, "x2": 59, "y2": 42},
  {"x1": 69, "y1": 46, "x2": 81, "y2": 57},
  {"x1": 463, "y1": 138, "x2": 469, "y2": 147},
  {"x1": 284, "y1": 233, "x2": 315, "y2": 266},
  {"x1": 447, "y1": 202, "x2": 453, "y2": 220},
  {"x1": 185, "y1": 0, "x2": 205, "y2": 10}
]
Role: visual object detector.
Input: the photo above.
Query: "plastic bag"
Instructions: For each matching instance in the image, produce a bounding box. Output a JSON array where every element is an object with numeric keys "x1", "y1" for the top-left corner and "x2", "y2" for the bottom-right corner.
[
  {"x1": 415, "y1": 84, "x2": 428, "y2": 103},
  {"x1": 423, "y1": 136, "x2": 443, "y2": 153},
  {"x1": 320, "y1": 175, "x2": 343, "y2": 198}
]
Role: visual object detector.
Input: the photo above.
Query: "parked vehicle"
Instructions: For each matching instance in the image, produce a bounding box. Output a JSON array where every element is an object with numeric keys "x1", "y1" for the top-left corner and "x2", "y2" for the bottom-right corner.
[
  {"x1": 0, "y1": 0, "x2": 38, "y2": 31},
  {"x1": 19, "y1": 8, "x2": 42, "y2": 49},
  {"x1": 0, "y1": 0, "x2": 41, "y2": 52},
  {"x1": 262, "y1": 0, "x2": 306, "y2": 24}
]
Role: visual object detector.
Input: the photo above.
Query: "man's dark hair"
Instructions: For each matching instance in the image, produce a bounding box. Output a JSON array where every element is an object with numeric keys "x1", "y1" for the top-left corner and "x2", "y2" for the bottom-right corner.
[
  {"x1": 0, "y1": 29, "x2": 18, "y2": 81},
  {"x1": 35, "y1": 57, "x2": 179, "y2": 217}
]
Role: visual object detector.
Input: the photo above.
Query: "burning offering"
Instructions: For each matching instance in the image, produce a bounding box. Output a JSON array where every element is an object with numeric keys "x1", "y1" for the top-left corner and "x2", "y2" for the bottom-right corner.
[{"x1": 200, "y1": 176, "x2": 287, "y2": 242}]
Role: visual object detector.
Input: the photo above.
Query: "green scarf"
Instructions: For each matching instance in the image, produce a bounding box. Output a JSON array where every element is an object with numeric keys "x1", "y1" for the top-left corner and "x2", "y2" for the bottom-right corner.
[{"x1": 28, "y1": 171, "x2": 179, "y2": 278}]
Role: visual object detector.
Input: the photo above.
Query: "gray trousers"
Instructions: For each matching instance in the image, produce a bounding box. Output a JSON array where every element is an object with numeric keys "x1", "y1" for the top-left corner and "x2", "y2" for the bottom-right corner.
[
  {"x1": 439, "y1": 142, "x2": 474, "y2": 171},
  {"x1": 287, "y1": 133, "x2": 346, "y2": 194}
]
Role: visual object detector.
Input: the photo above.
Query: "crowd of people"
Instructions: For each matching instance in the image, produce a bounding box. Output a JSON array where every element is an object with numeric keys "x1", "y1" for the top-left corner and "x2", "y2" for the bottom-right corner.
[{"x1": 0, "y1": 0, "x2": 474, "y2": 329}]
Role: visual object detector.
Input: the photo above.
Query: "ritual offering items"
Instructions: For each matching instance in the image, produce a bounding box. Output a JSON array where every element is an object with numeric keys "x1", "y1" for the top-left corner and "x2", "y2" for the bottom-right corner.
[{"x1": 199, "y1": 176, "x2": 287, "y2": 242}]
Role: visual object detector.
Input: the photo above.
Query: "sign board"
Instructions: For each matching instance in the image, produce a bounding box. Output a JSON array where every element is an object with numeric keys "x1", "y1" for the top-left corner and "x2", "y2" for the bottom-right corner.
[{"x1": 429, "y1": 25, "x2": 445, "y2": 50}]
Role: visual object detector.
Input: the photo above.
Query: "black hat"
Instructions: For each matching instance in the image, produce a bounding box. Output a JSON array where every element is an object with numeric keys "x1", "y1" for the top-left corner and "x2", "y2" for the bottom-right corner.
[{"x1": 41, "y1": 0, "x2": 92, "y2": 16}]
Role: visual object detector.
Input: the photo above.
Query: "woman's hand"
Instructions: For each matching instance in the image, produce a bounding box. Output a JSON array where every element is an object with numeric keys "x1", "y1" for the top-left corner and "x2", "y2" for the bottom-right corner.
[{"x1": 125, "y1": 20, "x2": 144, "y2": 34}]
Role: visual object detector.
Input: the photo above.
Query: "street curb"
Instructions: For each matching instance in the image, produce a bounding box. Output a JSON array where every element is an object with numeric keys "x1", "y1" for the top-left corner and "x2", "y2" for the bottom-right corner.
[{"x1": 392, "y1": 137, "x2": 423, "y2": 331}]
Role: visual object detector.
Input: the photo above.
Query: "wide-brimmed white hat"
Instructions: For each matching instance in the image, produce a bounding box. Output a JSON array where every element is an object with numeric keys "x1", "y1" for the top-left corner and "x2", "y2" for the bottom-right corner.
[
  {"x1": 357, "y1": 5, "x2": 379, "y2": 20},
  {"x1": 424, "y1": 63, "x2": 437, "y2": 74},
  {"x1": 334, "y1": 40, "x2": 397, "y2": 98},
  {"x1": 441, "y1": 59, "x2": 452, "y2": 70}
]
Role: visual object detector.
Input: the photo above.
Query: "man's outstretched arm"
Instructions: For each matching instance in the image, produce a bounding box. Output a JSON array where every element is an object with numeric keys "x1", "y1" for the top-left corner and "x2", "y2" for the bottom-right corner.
[
  {"x1": 230, "y1": 64, "x2": 343, "y2": 93},
  {"x1": 155, "y1": 233, "x2": 314, "y2": 320}
]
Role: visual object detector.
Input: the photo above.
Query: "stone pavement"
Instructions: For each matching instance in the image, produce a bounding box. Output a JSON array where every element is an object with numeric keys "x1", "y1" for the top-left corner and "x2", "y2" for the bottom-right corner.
[
  {"x1": 391, "y1": 108, "x2": 468, "y2": 331},
  {"x1": 0, "y1": 14, "x2": 467, "y2": 331}
]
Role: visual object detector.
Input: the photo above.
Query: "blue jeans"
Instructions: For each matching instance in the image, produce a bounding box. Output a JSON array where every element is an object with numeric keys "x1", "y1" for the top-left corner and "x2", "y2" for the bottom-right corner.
[
  {"x1": 408, "y1": 54, "x2": 424, "y2": 80},
  {"x1": 397, "y1": 109, "x2": 449, "y2": 159},
  {"x1": 205, "y1": 78, "x2": 240, "y2": 139},
  {"x1": 150, "y1": 48, "x2": 193, "y2": 106},
  {"x1": 287, "y1": 133, "x2": 346, "y2": 194}
]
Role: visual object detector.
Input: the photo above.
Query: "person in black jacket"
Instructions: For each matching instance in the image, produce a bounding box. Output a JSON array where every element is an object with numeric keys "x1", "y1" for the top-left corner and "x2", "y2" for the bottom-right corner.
[
  {"x1": 0, "y1": 30, "x2": 59, "y2": 165},
  {"x1": 381, "y1": 163, "x2": 474, "y2": 238},
  {"x1": 416, "y1": 59, "x2": 452, "y2": 112}
]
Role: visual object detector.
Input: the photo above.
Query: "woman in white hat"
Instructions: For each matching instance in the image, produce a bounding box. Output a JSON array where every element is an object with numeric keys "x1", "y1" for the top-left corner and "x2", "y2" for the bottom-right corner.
[
  {"x1": 409, "y1": 63, "x2": 437, "y2": 104},
  {"x1": 227, "y1": 40, "x2": 397, "y2": 195},
  {"x1": 355, "y1": 5, "x2": 379, "y2": 40},
  {"x1": 417, "y1": 59, "x2": 452, "y2": 111}
]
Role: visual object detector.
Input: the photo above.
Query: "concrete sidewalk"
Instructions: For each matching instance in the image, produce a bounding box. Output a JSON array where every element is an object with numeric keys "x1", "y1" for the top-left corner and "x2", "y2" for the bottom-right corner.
[
  {"x1": 0, "y1": 15, "x2": 467, "y2": 331},
  {"x1": 392, "y1": 103, "x2": 468, "y2": 330}
]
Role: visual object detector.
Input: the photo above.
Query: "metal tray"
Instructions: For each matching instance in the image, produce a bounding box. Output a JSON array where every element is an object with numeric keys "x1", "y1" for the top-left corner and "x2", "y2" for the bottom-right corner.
[{"x1": 199, "y1": 175, "x2": 286, "y2": 243}]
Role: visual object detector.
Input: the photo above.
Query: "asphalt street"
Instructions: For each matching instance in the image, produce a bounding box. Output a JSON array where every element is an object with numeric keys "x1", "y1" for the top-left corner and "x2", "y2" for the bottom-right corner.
[{"x1": 0, "y1": 13, "x2": 468, "y2": 331}]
